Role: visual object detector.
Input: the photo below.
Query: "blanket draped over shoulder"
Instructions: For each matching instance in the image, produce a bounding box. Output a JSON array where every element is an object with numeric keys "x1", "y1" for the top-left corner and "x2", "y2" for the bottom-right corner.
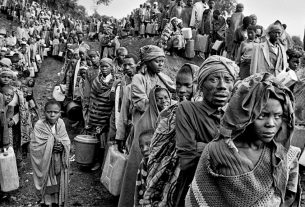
[
  {"x1": 119, "y1": 87, "x2": 170, "y2": 207},
  {"x1": 143, "y1": 104, "x2": 180, "y2": 207},
  {"x1": 186, "y1": 73, "x2": 301, "y2": 207},
  {"x1": 30, "y1": 118, "x2": 70, "y2": 206}
]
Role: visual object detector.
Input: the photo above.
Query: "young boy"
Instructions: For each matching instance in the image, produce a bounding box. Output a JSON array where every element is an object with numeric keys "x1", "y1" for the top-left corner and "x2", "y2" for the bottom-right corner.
[
  {"x1": 30, "y1": 100, "x2": 70, "y2": 207},
  {"x1": 134, "y1": 129, "x2": 155, "y2": 206},
  {"x1": 236, "y1": 25, "x2": 259, "y2": 79}
]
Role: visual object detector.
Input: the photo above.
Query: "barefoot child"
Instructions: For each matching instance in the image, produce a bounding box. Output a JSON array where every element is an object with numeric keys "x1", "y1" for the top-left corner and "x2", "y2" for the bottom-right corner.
[{"x1": 30, "y1": 100, "x2": 70, "y2": 207}]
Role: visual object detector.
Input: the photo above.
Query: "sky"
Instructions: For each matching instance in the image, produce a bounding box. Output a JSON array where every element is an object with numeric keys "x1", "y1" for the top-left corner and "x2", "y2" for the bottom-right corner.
[{"x1": 78, "y1": 0, "x2": 305, "y2": 37}]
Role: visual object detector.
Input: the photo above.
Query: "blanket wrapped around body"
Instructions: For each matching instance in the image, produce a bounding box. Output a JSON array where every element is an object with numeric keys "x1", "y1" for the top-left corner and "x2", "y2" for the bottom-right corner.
[{"x1": 30, "y1": 118, "x2": 70, "y2": 206}]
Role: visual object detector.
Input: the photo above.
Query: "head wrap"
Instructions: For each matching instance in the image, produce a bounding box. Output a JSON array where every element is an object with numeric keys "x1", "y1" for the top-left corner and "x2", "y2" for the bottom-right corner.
[
  {"x1": 250, "y1": 14, "x2": 257, "y2": 19},
  {"x1": 177, "y1": 18, "x2": 183, "y2": 25},
  {"x1": 0, "y1": 67, "x2": 14, "y2": 77},
  {"x1": 197, "y1": 55, "x2": 239, "y2": 91},
  {"x1": 139, "y1": 45, "x2": 165, "y2": 63},
  {"x1": 236, "y1": 3, "x2": 244, "y2": 8},
  {"x1": 267, "y1": 24, "x2": 282, "y2": 34},
  {"x1": 100, "y1": 58, "x2": 113, "y2": 67},
  {"x1": 220, "y1": 73, "x2": 294, "y2": 150},
  {"x1": 88, "y1": 50, "x2": 99, "y2": 57}
]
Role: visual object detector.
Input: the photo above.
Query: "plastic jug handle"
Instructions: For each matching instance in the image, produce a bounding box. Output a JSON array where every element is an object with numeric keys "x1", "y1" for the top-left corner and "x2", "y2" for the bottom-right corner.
[{"x1": 3, "y1": 147, "x2": 8, "y2": 156}]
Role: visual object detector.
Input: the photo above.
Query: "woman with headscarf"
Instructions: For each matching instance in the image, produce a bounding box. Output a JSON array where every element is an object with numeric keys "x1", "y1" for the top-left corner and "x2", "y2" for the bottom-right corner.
[
  {"x1": 87, "y1": 58, "x2": 114, "y2": 170},
  {"x1": 119, "y1": 86, "x2": 171, "y2": 207},
  {"x1": 186, "y1": 73, "x2": 300, "y2": 207},
  {"x1": 175, "y1": 56, "x2": 239, "y2": 206},
  {"x1": 119, "y1": 46, "x2": 174, "y2": 207},
  {"x1": 140, "y1": 64, "x2": 199, "y2": 207},
  {"x1": 250, "y1": 24, "x2": 288, "y2": 76},
  {"x1": 131, "y1": 45, "x2": 175, "y2": 125}
]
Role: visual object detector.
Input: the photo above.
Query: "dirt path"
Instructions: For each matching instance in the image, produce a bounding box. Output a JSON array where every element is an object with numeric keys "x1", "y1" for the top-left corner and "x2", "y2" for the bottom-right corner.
[{"x1": 0, "y1": 55, "x2": 117, "y2": 206}]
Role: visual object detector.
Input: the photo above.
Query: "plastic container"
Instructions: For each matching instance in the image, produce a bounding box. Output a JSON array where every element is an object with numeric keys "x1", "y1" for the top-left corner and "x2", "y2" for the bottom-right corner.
[
  {"x1": 182, "y1": 28, "x2": 192, "y2": 39},
  {"x1": 0, "y1": 28, "x2": 6, "y2": 36},
  {"x1": 52, "y1": 85, "x2": 66, "y2": 102},
  {"x1": 66, "y1": 101, "x2": 82, "y2": 121},
  {"x1": 146, "y1": 23, "x2": 153, "y2": 34},
  {"x1": 0, "y1": 147, "x2": 19, "y2": 192},
  {"x1": 74, "y1": 135, "x2": 99, "y2": 165},
  {"x1": 101, "y1": 145, "x2": 127, "y2": 196},
  {"x1": 185, "y1": 39, "x2": 195, "y2": 59}
]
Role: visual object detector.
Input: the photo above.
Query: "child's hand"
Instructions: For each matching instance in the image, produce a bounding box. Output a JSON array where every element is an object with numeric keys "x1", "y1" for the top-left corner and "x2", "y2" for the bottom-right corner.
[{"x1": 53, "y1": 142, "x2": 63, "y2": 153}]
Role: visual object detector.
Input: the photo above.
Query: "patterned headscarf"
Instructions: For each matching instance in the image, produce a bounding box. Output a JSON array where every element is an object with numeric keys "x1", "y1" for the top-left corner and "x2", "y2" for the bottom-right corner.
[
  {"x1": 0, "y1": 67, "x2": 14, "y2": 77},
  {"x1": 197, "y1": 55, "x2": 239, "y2": 91},
  {"x1": 139, "y1": 45, "x2": 165, "y2": 63},
  {"x1": 100, "y1": 58, "x2": 113, "y2": 68},
  {"x1": 220, "y1": 73, "x2": 294, "y2": 150}
]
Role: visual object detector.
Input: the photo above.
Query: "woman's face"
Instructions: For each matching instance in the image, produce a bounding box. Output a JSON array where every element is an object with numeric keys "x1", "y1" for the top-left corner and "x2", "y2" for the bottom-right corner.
[
  {"x1": 155, "y1": 89, "x2": 170, "y2": 111},
  {"x1": 147, "y1": 56, "x2": 165, "y2": 74},
  {"x1": 253, "y1": 98, "x2": 283, "y2": 143},
  {"x1": 288, "y1": 57, "x2": 300, "y2": 71}
]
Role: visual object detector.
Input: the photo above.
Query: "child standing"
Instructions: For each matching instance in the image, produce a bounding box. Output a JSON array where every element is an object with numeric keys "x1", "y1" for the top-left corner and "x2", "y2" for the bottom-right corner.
[
  {"x1": 30, "y1": 100, "x2": 70, "y2": 207},
  {"x1": 236, "y1": 25, "x2": 259, "y2": 79}
]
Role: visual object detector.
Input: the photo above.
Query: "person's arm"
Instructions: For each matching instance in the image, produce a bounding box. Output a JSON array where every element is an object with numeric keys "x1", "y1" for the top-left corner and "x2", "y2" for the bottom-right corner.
[
  {"x1": 189, "y1": 5, "x2": 196, "y2": 27},
  {"x1": 235, "y1": 41, "x2": 244, "y2": 65},
  {"x1": 131, "y1": 74, "x2": 149, "y2": 113},
  {"x1": 83, "y1": 71, "x2": 91, "y2": 108},
  {"x1": 176, "y1": 103, "x2": 201, "y2": 171}
]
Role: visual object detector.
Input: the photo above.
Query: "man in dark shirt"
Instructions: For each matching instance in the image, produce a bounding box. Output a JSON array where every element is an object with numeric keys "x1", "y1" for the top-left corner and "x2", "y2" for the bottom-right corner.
[{"x1": 174, "y1": 55, "x2": 239, "y2": 206}]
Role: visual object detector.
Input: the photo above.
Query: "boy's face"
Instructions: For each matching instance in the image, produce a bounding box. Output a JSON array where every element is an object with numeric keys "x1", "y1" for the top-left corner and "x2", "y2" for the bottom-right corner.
[
  {"x1": 155, "y1": 89, "x2": 170, "y2": 111},
  {"x1": 139, "y1": 134, "x2": 152, "y2": 157},
  {"x1": 45, "y1": 104, "x2": 61, "y2": 125},
  {"x1": 208, "y1": 1, "x2": 215, "y2": 9},
  {"x1": 123, "y1": 58, "x2": 136, "y2": 77},
  {"x1": 80, "y1": 69, "x2": 86, "y2": 79},
  {"x1": 187, "y1": 0, "x2": 193, "y2": 6},
  {"x1": 247, "y1": 30, "x2": 256, "y2": 40},
  {"x1": 3, "y1": 89, "x2": 14, "y2": 105},
  {"x1": 79, "y1": 52, "x2": 85, "y2": 60},
  {"x1": 100, "y1": 62, "x2": 111, "y2": 77}
]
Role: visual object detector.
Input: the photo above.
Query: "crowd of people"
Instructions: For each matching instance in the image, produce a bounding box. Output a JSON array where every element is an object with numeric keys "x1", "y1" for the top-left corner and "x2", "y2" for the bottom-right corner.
[{"x1": 0, "y1": 0, "x2": 304, "y2": 207}]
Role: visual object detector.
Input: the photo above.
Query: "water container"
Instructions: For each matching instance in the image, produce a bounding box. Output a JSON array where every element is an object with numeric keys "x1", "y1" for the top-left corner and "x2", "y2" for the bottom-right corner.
[
  {"x1": 182, "y1": 28, "x2": 192, "y2": 39},
  {"x1": 0, "y1": 28, "x2": 6, "y2": 36},
  {"x1": 0, "y1": 147, "x2": 19, "y2": 192},
  {"x1": 185, "y1": 39, "x2": 195, "y2": 59},
  {"x1": 101, "y1": 145, "x2": 127, "y2": 196},
  {"x1": 66, "y1": 101, "x2": 82, "y2": 121},
  {"x1": 146, "y1": 23, "x2": 153, "y2": 34},
  {"x1": 74, "y1": 135, "x2": 99, "y2": 165},
  {"x1": 28, "y1": 67, "x2": 35, "y2": 78},
  {"x1": 140, "y1": 24, "x2": 145, "y2": 35}
]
